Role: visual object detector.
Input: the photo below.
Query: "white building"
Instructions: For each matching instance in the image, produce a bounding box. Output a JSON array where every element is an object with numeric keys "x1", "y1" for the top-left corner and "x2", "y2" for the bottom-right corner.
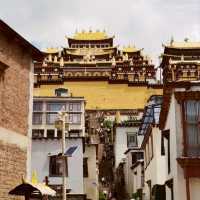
[
  {"x1": 84, "y1": 144, "x2": 99, "y2": 200},
  {"x1": 158, "y1": 41, "x2": 200, "y2": 200},
  {"x1": 140, "y1": 95, "x2": 166, "y2": 199},
  {"x1": 123, "y1": 149, "x2": 144, "y2": 198},
  {"x1": 31, "y1": 93, "x2": 97, "y2": 200},
  {"x1": 114, "y1": 122, "x2": 142, "y2": 169}
]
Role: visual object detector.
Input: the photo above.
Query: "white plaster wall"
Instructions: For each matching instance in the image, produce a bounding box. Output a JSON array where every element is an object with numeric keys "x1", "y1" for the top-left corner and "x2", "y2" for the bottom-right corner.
[
  {"x1": 114, "y1": 127, "x2": 138, "y2": 168},
  {"x1": 190, "y1": 178, "x2": 200, "y2": 200},
  {"x1": 132, "y1": 163, "x2": 143, "y2": 194},
  {"x1": 31, "y1": 138, "x2": 84, "y2": 194},
  {"x1": 164, "y1": 93, "x2": 187, "y2": 200},
  {"x1": 84, "y1": 145, "x2": 98, "y2": 200},
  {"x1": 145, "y1": 128, "x2": 166, "y2": 186}
]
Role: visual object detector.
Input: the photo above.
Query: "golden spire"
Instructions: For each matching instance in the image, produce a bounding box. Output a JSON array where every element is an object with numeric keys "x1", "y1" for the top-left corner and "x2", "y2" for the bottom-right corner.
[
  {"x1": 115, "y1": 111, "x2": 121, "y2": 124},
  {"x1": 31, "y1": 170, "x2": 38, "y2": 184},
  {"x1": 60, "y1": 57, "x2": 64, "y2": 67}
]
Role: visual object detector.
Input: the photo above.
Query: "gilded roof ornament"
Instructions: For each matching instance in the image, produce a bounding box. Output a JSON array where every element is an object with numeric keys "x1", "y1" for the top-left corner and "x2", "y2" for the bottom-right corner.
[
  {"x1": 48, "y1": 54, "x2": 52, "y2": 62},
  {"x1": 170, "y1": 36, "x2": 174, "y2": 46},
  {"x1": 122, "y1": 45, "x2": 139, "y2": 53},
  {"x1": 112, "y1": 56, "x2": 116, "y2": 66},
  {"x1": 54, "y1": 56, "x2": 57, "y2": 63},
  {"x1": 60, "y1": 57, "x2": 64, "y2": 67},
  {"x1": 73, "y1": 29, "x2": 109, "y2": 40}
]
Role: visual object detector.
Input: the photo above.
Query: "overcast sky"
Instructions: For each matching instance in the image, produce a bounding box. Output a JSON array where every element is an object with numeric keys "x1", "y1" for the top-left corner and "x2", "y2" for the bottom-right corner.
[{"x1": 0, "y1": 0, "x2": 199, "y2": 64}]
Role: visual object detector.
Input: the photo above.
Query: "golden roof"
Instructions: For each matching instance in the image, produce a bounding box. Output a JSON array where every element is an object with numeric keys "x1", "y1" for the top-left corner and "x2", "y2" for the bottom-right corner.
[
  {"x1": 122, "y1": 45, "x2": 140, "y2": 53},
  {"x1": 44, "y1": 48, "x2": 59, "y2": 54},
  {"x1": 166, "y1": 41, "x2": 200, "y2": 49},
  {"x1": 72, "y1": 30, "x2": 110, "y2": 40}
]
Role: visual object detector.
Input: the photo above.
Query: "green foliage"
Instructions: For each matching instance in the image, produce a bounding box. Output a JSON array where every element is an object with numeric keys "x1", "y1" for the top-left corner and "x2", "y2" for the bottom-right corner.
[
  {"x1": 132, "y1": 192, "x2": 139, "y2": 199},
  {"x1": 103, "y1": 120, "x2": 113, "y2": 129},
  {"x1": 99, "y1": 191, "x2": 106, "y2": 200}
]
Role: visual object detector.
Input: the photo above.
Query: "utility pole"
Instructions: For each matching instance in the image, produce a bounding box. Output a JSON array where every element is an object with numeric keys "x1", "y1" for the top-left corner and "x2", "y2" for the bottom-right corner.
[
  {"x1": 56, "y1": 108, "x2": 69, "y2": 200},
  {"x1": 62, "y1": 111, "x2": 67, "y2": 200}
]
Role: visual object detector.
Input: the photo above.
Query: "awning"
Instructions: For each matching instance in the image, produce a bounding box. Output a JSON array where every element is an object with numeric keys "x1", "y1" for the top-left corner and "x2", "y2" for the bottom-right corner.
[
  {"x1": 48, "y1": 146, "x2": 78, "y2": 157},
  {"x1": 9, "y1": 181, "x2": 56, "y2": 197}
]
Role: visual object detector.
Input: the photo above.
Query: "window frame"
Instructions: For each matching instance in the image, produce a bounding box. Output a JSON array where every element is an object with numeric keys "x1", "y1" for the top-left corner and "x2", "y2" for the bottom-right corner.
[
  {"x1": 83, "y1": 157, "x2": 89, "y2": 177},
  {"x1": 127, "y1": 132, "x2": 138, "y2": 148},
  {"x1": 182, "y1": 100, "x2": 200, "y2": 157},
  {"x1": 49, "y1": 155, "x2": 68, "y2": 177},
  {"x1": 32, "y1": 113, "x2": 43, "y2": 125}
]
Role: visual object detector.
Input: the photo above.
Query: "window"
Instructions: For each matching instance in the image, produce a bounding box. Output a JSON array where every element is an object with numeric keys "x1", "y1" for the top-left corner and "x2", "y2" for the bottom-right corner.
[
  {"x1": 33, "y1": 102, "x2": 43, "y2": 111},
  {"x1": 47, "y1": 129, "x2": 55, "y2": 138},
  {"x1": 83, "y1": 158, "x2": 88, "y2": 177},
  {"x1": 47, "y1": 102, "x2": 65, "y2": 112},
  {"x1": 32, "y1": 129, "x2": 44, "y2": 138},
  {"x1": 149, "y1": 135, "x2": 153, "y2": 160},
  {"x1": 57, "y1": 130, "x2": 62, "y2": 138},
  {"x1": 33, "y1": 113, "x2": 43, "y2": 125},
  {"x1": 46, "y1": 113, "x2": 58, "y2": 124},
  {"x1": 69, "y1": 113, "x2": 81, "y2": 124},
  {"x1": 132, "y1": 152, "x2": 143, "y2": 165},
  {"x1": 127, "y1": 133, "x2": 137, "y2": 147},
  {"x1": 55, "y1": 88, "x2": 68, "y2": 97},
  {"x1": 184, "y1": 100, "x2": 200, "y2": 156},
  {"x1": 69, "y1": 103, "x2": 81, "y2": 112},
  {"x1": 163, "y1": 130, "x2": 170, "y2": 173},
  {"x1": 49, "y1": 156, "x2": 68, "y2": 177}
]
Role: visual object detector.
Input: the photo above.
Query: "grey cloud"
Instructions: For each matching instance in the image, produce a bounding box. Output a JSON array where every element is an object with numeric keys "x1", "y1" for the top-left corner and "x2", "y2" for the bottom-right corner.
[{"x1": 0, "y1": 0, "x2": 199, "y2": 64}]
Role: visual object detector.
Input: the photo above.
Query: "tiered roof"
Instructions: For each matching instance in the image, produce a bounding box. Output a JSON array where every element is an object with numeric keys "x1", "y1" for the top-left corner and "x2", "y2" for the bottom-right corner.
[{"x1": 34, "y1": 30, "x2": 159, "y2": 86}]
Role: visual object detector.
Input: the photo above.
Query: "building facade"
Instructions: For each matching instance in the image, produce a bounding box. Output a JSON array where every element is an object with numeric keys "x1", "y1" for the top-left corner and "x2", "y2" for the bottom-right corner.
[
  {"x1": 0, "y1": 20, "x2": 41, "y2": 200},
  {"x1": 33, "y1": 30, "x2": 162, "y2": 111},
  {"x1": 159, "y1": 41, "x2": 200, "y2": 200},
  {"x1": 31, "y1": 95, "x2": 88, "y2": 199}
]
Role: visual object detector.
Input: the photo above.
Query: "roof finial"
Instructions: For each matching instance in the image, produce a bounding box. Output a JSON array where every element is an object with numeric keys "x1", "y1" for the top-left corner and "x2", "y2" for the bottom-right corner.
[
  {"x1": 184, "y1": 37, "x2": 189, "y2": 42},
  {"x1": 170, "y1": 36, "x2": 174, "y2": 46}
]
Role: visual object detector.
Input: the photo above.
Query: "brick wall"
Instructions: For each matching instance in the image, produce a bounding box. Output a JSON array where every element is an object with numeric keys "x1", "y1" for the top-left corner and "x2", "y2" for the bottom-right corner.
[
  {"x1": 0, "y1": 32, "x2": 31, "y2": 136},
  {"x1": 0, "y1": 141, "x2": 26, "y2": 200}
]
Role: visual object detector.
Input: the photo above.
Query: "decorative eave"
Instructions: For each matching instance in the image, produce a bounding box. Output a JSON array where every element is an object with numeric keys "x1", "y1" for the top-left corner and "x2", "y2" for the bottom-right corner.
[
  {"x1": 175, "y1": 91, "x2": 200, "y2": 103},
  {"x1": 177, "y1": 157, "x2": 200, "y2": 178},
  {"x1": 159, "y1": 82, "x2": 200, "y2": 130},
  {"x1": 65, "y1": 49, "x2": 115, "y2": 56}
]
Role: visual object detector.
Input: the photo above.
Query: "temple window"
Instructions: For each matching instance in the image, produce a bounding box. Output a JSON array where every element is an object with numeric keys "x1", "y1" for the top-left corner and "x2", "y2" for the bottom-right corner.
[
  {"x1": 49, "y1": 156, "x2": 68, "y2": 177},
  {"x1": 33, "y1": 101, "x2": 43, "y2": 111},
  {"x1": 127, "y1": 132, "x2": 137, "y2": 147},
  {"x1": 32, "y1": 113, "x2": 43, "y2": 125},
  {"x1": 68, "y1": 113, "x2": 81, "y2": 124},
  {"x1": 69, "y1": 102, "x2": 81, "y2": 112},
  {"x1": 46, "y1": 102, "x2": 66, "y2": 111},
  {"x1": 132, "y1": 152, "x2": 143, "y2": 165},
  {"x1": 184, "y1": 100, "x2": 200, "y2": 157},
  {"x1": 32, "y1": 129, "x2": 44, "y2": 138},
  {"x1": 55, "y1": 88, "x2": 68, "y2": 97},
  {"x1": 46, "y1": 113, "x2": 58, "y2": 124},
  {"x1": 83, "y1": 158, "x2": 88, "y2": 177},
  {"x1": 47, "y1": 129, "x2": 55, "y2": 138}
]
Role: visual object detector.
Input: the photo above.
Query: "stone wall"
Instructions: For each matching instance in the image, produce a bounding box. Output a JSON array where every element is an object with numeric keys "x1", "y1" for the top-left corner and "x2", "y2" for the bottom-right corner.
[
  {"x1": 0, "y1": 25, "x2": 32, "y2": 199},
  {"x1": 0, "y1": 141, "x2": 26, "y2": 200},
  {"x1": 0, "y1": 31, "x2": 31, "y2": 136}
]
